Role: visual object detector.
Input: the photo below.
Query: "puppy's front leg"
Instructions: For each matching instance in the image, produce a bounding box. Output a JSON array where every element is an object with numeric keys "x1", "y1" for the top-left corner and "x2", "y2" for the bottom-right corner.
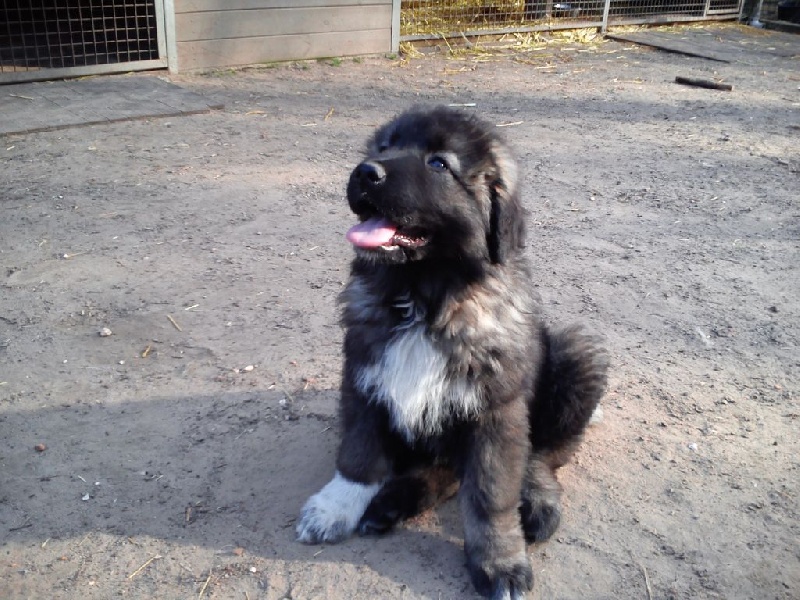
[
  {"x1": 296, "y1": 390, "x2": 390, "y2": 544},
  {"x1": 460, "y1": 400, "x2": 533, "y2": 600}
]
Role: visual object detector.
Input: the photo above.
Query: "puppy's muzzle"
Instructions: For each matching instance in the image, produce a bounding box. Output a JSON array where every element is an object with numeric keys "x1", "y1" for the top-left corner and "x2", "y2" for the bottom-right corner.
[{"x1": 348, "y1": 154, "x2": 422, "y2": 221}]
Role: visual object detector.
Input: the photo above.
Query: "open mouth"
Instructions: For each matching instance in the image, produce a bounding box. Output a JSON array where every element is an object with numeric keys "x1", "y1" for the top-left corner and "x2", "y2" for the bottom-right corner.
[{"x1": 346, "y1": 217, "x2": 429, "y2": 250}]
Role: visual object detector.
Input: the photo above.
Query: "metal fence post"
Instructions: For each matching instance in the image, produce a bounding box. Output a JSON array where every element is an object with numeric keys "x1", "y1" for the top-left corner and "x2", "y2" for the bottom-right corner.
[
  {"x1": 164, "y1": 0, "x2": 178, "y2": 73},
  {"x1": 391, "y1": 0, "x2": 401, "y2": 53},
  {"x1": 601, "y1": 0, "x2": 612, "y2": 32}
]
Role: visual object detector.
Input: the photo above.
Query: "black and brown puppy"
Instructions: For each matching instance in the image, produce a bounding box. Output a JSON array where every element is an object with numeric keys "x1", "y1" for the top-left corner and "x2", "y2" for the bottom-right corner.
[{"x1": 296, "y1": 106, "x2": 608, "y2": 600}]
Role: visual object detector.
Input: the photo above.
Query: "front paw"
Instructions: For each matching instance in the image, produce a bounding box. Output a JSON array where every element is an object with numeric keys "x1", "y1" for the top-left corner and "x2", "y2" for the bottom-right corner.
[
  {"x1": 296, "y1": 472, "x2": 382, "y2": 544},
  {"x1": 468, "y1": 555, "x2": 533, "y2": 600},
  {"x1": 296, "y1": 501, "x2": 352, "y2": 544},
  {"x1": 358, "y1": 504, "x2": 402, "y2": 536},
  {"x1": 358, "y1": 480, "x2": 413, "y2": 536}
]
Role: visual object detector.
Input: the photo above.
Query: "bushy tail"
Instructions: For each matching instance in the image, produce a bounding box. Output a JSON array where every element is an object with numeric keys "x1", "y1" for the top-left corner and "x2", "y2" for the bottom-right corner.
[{"x1": 529, "y1": 325, "x2": 609, "y2": 453}]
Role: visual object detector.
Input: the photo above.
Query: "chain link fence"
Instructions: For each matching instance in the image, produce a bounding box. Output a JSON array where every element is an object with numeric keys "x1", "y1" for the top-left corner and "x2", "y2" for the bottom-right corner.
[{"x1": 400, "y1": 0, "x2": 743, "y2": 40}]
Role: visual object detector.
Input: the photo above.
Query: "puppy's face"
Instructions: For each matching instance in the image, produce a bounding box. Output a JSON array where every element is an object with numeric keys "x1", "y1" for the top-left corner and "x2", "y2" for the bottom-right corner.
[{"x1": 345, "y1": 107, "x2": 522, "y2": 266}]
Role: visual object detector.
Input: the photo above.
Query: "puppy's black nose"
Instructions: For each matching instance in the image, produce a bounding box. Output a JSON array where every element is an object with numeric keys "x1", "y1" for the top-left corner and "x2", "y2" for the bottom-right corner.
[{"x1": 356, "y1": 161, "x2": 385, "y2": 187}]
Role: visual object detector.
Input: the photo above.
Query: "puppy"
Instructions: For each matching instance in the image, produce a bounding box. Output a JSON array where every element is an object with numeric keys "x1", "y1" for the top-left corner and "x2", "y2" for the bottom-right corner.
[{"x1": 297, "y1": 107, "x2": 608, "y2": 599}]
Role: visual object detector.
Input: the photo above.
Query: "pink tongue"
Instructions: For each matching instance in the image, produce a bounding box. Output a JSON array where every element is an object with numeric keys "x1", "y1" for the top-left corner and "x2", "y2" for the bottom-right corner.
[{"x1": 346, "y1": 218, "x2": 398, "y2": 248}]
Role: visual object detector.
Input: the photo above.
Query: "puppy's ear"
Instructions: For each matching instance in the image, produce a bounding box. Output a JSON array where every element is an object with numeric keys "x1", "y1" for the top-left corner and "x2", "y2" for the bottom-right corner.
[{"x1": 487, "y1": 142, "x2": 525, "y2": 264}]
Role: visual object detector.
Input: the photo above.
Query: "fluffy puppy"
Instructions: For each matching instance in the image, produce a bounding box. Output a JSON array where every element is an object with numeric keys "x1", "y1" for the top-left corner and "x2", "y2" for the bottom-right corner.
[{"x1": 296, "y1": 106, "x2": 608, "y2": 600}]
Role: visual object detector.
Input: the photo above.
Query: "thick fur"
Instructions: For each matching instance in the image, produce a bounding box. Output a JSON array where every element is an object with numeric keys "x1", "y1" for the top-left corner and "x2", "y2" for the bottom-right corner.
[{"x1": 296, "y1": 107, "x2": 609, "y2": 599}]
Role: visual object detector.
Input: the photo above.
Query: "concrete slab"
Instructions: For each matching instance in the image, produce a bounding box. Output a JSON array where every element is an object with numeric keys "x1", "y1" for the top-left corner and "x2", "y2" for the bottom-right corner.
[
  {"x1": 0, "y1": 74, "x2": 223, "y2": 135},
  {"x1": 607, "y1": 25, "x2": 800, "y2": 65}
]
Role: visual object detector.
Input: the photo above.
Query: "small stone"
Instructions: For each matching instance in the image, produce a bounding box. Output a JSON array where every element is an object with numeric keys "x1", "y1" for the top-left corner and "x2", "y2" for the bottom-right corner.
[
  {"x1": 249, "y1": 566, "x2": 257, "y2": 573},
  {"x1": 243, "y1": 365, "x2": 254, "y2": 372},
  {"x1": 98, "y1": 327, "x2": 113, "y2": 337},
  {"x1": 81, "y1": 493, "x2": 90, "y2": 501},
  {"x1": 34, "y1": 443, "x2": 47, "y2": 453},
  {"x1": 688, "y1": 442, "x2": 698, "y2": 452}
]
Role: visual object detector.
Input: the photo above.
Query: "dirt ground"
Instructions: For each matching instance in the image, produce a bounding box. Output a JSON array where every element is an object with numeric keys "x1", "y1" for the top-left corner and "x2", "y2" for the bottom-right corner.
[{"x1": 1, "y1": 24, "x2": 798, "y2": 600}]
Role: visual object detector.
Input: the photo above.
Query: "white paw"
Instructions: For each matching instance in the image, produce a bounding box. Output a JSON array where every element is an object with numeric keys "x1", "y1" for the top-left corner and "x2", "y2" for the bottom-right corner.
[
  {"x1": 296, "y1": 472, "x2": 382, "y2": 544},
  {"x1": 588, "y1": 404, "x2": 604, "y2": 426}
]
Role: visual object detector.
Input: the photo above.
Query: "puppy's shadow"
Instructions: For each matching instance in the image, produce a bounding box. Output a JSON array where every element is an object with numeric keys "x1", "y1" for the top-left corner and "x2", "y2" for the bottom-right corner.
[{"x1": 1, "y1": 387, "x2": 478, "y2": 598}]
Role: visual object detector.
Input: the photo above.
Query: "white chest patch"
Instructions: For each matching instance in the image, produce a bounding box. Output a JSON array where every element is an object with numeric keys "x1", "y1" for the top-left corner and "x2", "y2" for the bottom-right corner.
[{"x1": 356, "y1": 324, "x2": 482, "y2": 440}]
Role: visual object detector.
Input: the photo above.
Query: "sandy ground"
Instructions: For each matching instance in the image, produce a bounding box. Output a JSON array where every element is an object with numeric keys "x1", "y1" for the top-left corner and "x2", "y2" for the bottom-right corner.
[{"x1": 1, "y1": 25, "x2": 798, "y2": 600}]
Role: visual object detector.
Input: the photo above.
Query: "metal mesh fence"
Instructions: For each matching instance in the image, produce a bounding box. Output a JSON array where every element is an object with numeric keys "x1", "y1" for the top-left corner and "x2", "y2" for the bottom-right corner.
[
  {"x1": 1, "y1": 0, "x2": 160, "y2": 74},
  {"x1": 401, "y1": 0, "x2": 742, "y2": 39},
  {"x1": 401, "y1": 0, "x2": 602, "y2": 37}
]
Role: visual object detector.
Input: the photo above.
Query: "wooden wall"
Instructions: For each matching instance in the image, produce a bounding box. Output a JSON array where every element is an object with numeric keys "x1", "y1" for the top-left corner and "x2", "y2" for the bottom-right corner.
[{"x1": 173, "y1": 0, "x2": 394, "y2": 71}]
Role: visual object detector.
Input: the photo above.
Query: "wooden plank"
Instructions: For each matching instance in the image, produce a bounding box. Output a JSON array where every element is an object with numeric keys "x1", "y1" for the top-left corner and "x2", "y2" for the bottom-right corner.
[
  {"x1": 175, "y1": 0, "x2": 390, "y2": 13},
  {"x1": 0, "y1": 59, "x2": 167, "y2": 85},
  {"x1": 176, "y1": 29, "x2": 390, "y2": 70},
  {"x1": 607, "y1": 27, "x2": 800, "y2": 63},
  {"x1": 176, "y1": 6, "x2": 392, "y2": 42}
]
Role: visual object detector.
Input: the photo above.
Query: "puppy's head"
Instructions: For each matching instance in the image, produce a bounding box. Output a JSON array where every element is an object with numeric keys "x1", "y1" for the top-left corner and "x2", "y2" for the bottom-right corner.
[{"x1": 345, "y1": 106, "x2": 524, "y2": 267}]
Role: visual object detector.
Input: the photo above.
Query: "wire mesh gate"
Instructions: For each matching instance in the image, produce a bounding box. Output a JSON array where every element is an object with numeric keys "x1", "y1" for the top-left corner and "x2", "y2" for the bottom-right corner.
[
  {"x1": 400, "y1": 0, "x2": 743, "y2": 40},
  {"x1": 1, "y1": 0, "x2": 167, "y2": 84}
]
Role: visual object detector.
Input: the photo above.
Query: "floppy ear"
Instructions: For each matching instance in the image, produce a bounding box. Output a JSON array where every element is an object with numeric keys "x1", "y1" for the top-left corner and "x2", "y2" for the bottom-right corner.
[{"x1": 487, "y1": 142, "x2": 525, "y2": 264}]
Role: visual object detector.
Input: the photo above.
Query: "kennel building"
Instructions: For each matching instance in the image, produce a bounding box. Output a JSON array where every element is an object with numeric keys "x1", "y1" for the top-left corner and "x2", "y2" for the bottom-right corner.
[
  {"x1": 0, "y1": 0, "x2": 398, "y2": 83},
  {"x1": 1, "y1": 1, "x2": 746, "y2": 84}
]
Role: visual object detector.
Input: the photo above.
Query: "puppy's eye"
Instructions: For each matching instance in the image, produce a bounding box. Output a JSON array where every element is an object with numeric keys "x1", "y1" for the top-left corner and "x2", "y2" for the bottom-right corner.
[
  {"x1": 378, "y1": 142, "x2": 389, "y2": 152},
  {"x1": 427, "y1": 156, "x2": 448, "y2": 172}
]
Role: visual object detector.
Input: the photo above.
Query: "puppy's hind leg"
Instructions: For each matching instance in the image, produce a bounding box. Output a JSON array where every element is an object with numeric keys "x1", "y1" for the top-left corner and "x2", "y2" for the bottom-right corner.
[
  {"x1": 520, "y1": 453, "x2": 565, "y2": 544},
  {"x1": 532, "y1": 324, "x2": 609, "y2": 445},
  {"x1": 359, "y1": 466, "x2": 458, "y2": 535},
  {"x1": 522, "y1": 325, "x2": 609, "y2": 543}
]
